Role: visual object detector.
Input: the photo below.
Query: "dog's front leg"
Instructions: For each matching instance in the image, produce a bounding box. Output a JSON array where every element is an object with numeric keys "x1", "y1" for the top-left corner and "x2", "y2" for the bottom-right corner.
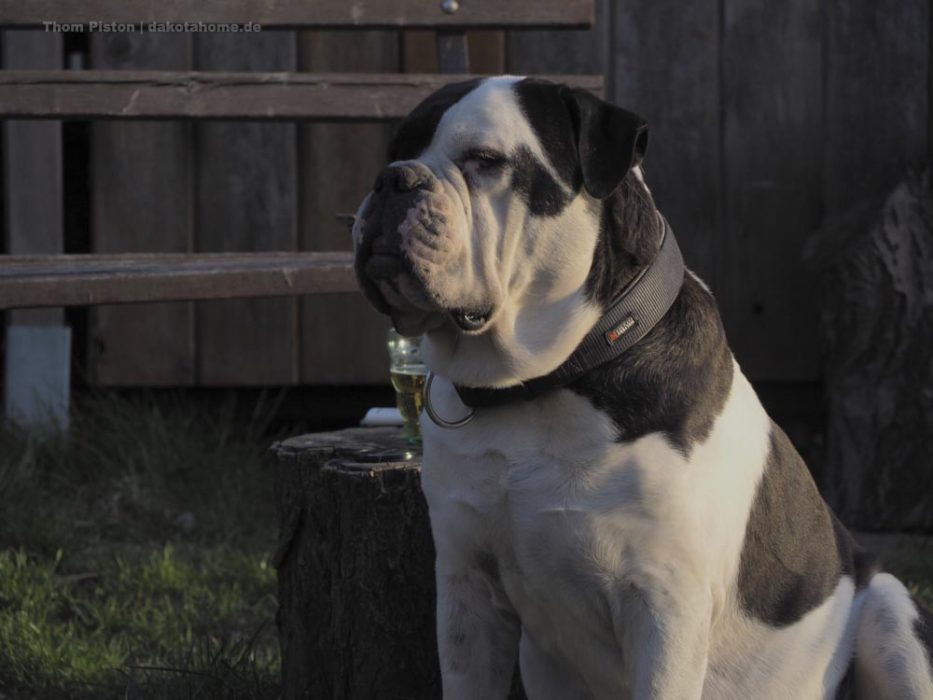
[
  {"x1": 435, "y1": 562, "x2": 521, "y2": 699},
  {"x1": 616, "y1": 585, "x2": 712, "y2": 700}
]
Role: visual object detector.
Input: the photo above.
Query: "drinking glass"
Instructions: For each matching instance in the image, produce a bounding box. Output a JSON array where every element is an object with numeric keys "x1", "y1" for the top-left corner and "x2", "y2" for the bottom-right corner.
[{"x1": 386, "y1": 329, "x2": 427, "y2": 443}]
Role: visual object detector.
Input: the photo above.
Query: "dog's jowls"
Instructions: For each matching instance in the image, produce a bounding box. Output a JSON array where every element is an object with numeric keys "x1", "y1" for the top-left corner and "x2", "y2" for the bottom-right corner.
[{"x1": 352, "y1": 76, "x2": 933, "y2": 699}]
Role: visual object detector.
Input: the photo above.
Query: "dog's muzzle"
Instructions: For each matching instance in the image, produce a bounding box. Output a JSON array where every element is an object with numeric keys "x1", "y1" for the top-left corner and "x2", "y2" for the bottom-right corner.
[
  {"x1": 354, "y1": 163, "x2": 440, "y2": 325},
  {"x1": 354, "y1": 162, "x2": 485, "y2": 335}
]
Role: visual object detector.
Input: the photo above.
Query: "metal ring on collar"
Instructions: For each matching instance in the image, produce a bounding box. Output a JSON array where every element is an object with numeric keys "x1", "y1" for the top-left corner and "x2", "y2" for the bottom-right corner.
[{"x1": 424, "y1": 371, "x2": 475, "y2": 429}]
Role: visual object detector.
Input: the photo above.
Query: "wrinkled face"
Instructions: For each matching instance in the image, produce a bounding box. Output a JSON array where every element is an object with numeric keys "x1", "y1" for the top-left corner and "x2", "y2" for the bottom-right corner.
[{"x1": 353, "y1": 77, "x2": 648, "y2": 386}]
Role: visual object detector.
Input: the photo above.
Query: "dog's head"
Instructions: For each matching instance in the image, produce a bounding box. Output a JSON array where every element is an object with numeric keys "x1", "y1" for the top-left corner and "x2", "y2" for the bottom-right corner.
[{"x1": 353, "y1": 76, "x2": 659, "y2": 387}]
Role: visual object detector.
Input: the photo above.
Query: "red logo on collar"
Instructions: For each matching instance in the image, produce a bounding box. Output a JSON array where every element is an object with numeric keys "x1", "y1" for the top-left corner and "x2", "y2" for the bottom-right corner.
[{"x1": 605, "y1": 315, "x2": 637, "y2": 345}]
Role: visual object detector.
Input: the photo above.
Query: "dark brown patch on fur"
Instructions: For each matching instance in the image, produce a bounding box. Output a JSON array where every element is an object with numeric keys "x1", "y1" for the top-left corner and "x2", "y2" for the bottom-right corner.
[
  {"x1": 510, "y1": 145, "x2": 572, "y2": 217},
  {"x1": 570, "y1": 273, "x2": 733, "y2": 456},
  {"x1": 570, "y1": 171, "x2": 732, "y2": 455},
  {"x1": 513, "y1": 78, "x2": 580, "y2": 190},
  {"x1": 738, "y1": 424, "x2": 875, "y2": 627},
  {"x1": 585, "y1": 171, "x2": 665, "y2": 306}
]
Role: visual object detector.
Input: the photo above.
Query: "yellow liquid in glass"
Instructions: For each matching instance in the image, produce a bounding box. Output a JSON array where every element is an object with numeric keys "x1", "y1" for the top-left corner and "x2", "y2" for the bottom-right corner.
[{"x1": 390, "y1": 369, "x2": 426, "y2": 442}]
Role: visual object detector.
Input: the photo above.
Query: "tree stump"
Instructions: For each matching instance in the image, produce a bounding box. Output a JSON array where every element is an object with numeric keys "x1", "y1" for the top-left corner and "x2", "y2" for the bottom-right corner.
[
  {"x1": 806, "y1": 167, "x2": 933, "y2": 531},
  {"x1": 272, "y1": 427, "x2": 439, "y2": 699}
]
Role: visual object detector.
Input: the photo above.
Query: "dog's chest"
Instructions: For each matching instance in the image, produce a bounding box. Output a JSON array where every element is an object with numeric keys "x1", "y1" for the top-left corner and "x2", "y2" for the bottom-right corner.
[
  {"x1": 420, "y1": 378, "x2": 756, "y2": 677},
  {"x1": 420, "y1": 369, "x2": 785, "y2": 691}
]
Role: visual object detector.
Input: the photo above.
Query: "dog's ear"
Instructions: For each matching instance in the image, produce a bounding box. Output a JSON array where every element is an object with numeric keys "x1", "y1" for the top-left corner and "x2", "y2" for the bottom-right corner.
[{"x1": 562, "y1": 88, "x2": 648, "y2": 200}]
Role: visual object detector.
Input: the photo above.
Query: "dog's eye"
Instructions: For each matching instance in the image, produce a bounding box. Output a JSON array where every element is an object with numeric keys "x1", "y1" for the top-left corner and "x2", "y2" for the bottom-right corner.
[{"x1": 461, "y1": 149, "x2": 508, "y2": 172}]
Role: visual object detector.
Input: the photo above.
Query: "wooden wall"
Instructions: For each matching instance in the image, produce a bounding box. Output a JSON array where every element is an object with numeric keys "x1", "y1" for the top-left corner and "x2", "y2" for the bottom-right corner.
[
  {"x1": 610, "y1": 0, "x2": 927, "y2": 381},
  {"x1": 85, "y1": 0, "x2": 931, "y2": 385}
]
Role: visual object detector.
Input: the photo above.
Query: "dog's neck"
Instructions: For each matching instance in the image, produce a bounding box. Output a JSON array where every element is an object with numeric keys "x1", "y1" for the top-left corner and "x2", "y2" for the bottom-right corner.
[
  {"x1": 422, "y1": 172, "x2": 666, "y2": 389},
  {"x1": 454, "y1": 216, "x2": 685, "y2": 407},
  {"x1": 424, "y1": 169, "x2": 735, "y2": 453},
  {"x1": 571, "y1": 170, "x2": 733, "y2": 457}
]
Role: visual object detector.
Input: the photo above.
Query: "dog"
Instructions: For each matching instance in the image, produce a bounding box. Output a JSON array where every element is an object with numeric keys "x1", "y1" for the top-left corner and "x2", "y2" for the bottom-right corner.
[{"x1": 352, "y1": 76, "x2": 933, "y2": 699}]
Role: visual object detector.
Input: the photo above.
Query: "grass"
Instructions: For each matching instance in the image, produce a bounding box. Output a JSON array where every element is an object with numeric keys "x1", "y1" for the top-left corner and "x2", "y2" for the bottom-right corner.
[
  {"x1": 1, "y1": 393, "x2": 932, "y2": 699},
  {"x1": 0, "y1": 394, "x2": 281, "y2": 699}
]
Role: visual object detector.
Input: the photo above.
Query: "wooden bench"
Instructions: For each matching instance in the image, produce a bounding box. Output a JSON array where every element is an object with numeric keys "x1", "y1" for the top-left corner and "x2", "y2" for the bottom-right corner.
[{"x1": 0, "y1": 0, "x2": 600, "y2": 311}]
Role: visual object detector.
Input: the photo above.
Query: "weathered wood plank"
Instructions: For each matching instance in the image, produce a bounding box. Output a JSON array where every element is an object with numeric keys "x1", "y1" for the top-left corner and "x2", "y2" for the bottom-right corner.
[
  {"x1": 402, "y1": 30, "x2": 439, "y2": 73},
  {"x1": 195, "y1": 32, "x2": 298, "y2": 386},
  {"x1": 0, "y1": 0, "x2": 593, "y2": 29},
  {"x1": 0, "y1": 252, "x2": 356, "y2": 309},
  {"x1": 0, "y1": 71, "x2": 605, "y2": 120},
  {"x1": 299, "y1": 30, "x2": 399, "y2": 384},
  {"x1": 403, "y1": 30, "x2": 506, "y2": 74},
  {"x1": 401, "y1": 29, "x2": 502, "y2": 80},
  {"x1": 721, "y1": 0, "x2": 822, "y2": 380},
  {"x1": 507, "y1": 0, "x2": 608, "y2": 76},
  {"x1": 466, "y1": 31, "x2": 506, "y2": 74},
  {"x1": 824, "y1": 0, "x2": 929, "y2": 215},
  {"x1": 610, "y1": 0, "x2": 722, "y2": 353},
  {"x1": 2, "y1": 30, "x2": 70, "y2": 430},
  {"x1": 2, "y1": 33, "x2": 64, "y2": 326},
  {"x1": 436, "y1": 30, "x2": 469, "y2": 74},
  {"x1": 89, "y1": 34, "x2": 194, "y2": 386}
]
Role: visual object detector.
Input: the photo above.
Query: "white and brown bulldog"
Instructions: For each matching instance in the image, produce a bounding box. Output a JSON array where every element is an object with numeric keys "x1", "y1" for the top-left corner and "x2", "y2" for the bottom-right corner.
[{"x1": 352, "y1": 76, "x2": 933, "y2": 699}]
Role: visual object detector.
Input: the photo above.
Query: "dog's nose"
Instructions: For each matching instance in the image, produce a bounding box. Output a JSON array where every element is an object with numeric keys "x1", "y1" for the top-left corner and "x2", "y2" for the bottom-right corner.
[{"x1": 374, "y1": 164, "x2": 428, "y2": 194}]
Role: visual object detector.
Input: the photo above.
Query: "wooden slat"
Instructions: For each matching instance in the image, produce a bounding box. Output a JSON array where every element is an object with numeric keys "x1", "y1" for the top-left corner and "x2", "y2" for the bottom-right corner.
[
  {"x1": 611, "y1": 0, "x2": 722, "y2": 353},
  {"x1": 299, "y1": 30, "x2": 399, "y2": 385},
  {"x1": 508, "y1": 0, "x2": 608, "y2": 75},
  {"x1": 2, "y1": 32, "x2": 64, "y2": 326},
  {"x1": 404, "y1": 30, "x2": 506, "y2": 74},
  {"x1": 2, "y1": 30, "x2": 70, "y2": 430},
  {"x1": 402, "y1": 30, "x2": 439, "y2": 73},
  {"x1": 0, "y1": 252, "x2": 356, "y2": 309},
  {"x1": 721, "y1": 0, "x2": 822, "y2": 381},
  {"x1": 466, "y1": 31, "x2": 507, "y2": 74},
  {"x1": 0, "y1": 71, "x2": 605, "y2": 120},
  {"x1": 436, "y1": 31, "x2": 470, "y2": 74},
  {"x1": 0, "y1": 0, "x2": 593, "y2": 29},
  {"x1": 89, "y1": 33, "x2": 195, "y2": 386},
  {"x1": 195, "y1": 32, "x2": 299, "y2": 386}
]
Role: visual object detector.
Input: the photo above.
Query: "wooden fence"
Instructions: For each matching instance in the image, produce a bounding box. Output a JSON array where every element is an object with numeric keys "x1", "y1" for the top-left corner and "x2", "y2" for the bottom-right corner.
[
  {"x1": 1, "y1": 0, "x2": 930, "y2": 389},
  {"x1": 0, "y1": 1, "x2": 600, "y2": 390}
]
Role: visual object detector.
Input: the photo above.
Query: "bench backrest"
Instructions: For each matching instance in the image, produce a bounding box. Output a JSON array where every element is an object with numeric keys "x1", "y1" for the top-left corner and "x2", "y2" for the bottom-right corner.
[{"x1": 0, "y1": 0, "x2": 599, "y2": 312}]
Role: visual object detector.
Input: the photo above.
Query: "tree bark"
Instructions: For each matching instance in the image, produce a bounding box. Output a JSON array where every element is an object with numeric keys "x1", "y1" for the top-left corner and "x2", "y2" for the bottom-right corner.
[
  {"x1": 272, "y1": 428, "x2": 440, "y2": 699},
  {"x1": 807, "y1": 167, "x2": 933, "y2": 531}
]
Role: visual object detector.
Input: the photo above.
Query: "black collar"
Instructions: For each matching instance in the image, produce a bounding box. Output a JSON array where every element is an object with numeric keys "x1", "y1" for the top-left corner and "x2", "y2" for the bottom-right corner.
[{"x1": 454, "y1": 218, "x2": 685, "y2": 409}]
